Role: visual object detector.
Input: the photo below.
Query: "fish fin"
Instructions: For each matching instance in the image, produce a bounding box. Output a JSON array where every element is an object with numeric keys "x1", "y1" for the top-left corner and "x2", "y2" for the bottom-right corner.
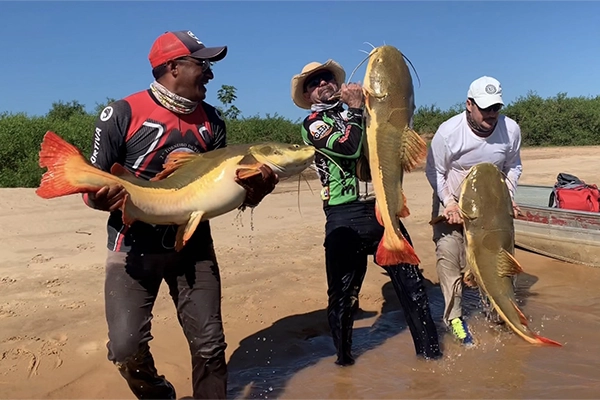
[
  {"x1": 235, "y1": 154, "x2": 265, "y2": 179},
  {"x1": 36, "y1": 131, "x2": 111, "y2": 199},
  {"x1": 236, "y1": 166, "x2": 263, "y2": 180},
  {"x1": 463, "y1": 269, "x2": 478, "y2": 288},
  {"x1": 376, "y1": 229, "x2": 420, "y2": 266},
  {"x1": 238, "y1": 154, "x2": 259, "y2": 166},
  {"x1": 497, "y1": 249, "x2": 523, "y2": 278},
  {"x1": 510, "y1": 298, "x2": 529, "y2": 326},
  {"x1": 110, "y1": 163, "x2": 134, "y2": 177},
  {"x1": 396, "y1": 185, "x2": 410, "y2": 218},
  {"x1": 510, "y1": 299, "x2": 562, "y2": 346},
  {"x1": 152, "y1": 152, "x2": 202, "y2": 181},
  {"x1": 175, "y1": 211, "x2": 205, "y2": 251},
  {"x1": 120, "y1": 193, "x2": 136, "y2": 226},
  {"x1": 399, "y1": 126, "x2": 427, "y2": 172},
  {"x1": 532, "y1": 334, "x2": 562, "y2": 347},
  {"x1": 375, "y1": 201, "x2": 384, "y2": 226}
]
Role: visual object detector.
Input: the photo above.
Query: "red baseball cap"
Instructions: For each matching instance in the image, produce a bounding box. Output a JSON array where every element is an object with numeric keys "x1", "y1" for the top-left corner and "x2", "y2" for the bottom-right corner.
[{"x1": 148, "y1": 30, "x2": 228, "y2": 68}]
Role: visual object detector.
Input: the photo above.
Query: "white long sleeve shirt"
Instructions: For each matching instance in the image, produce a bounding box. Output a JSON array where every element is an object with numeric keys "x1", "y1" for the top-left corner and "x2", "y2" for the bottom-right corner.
[{"x1": 425, "y1": 111, "x2": 523, "y2": 208}]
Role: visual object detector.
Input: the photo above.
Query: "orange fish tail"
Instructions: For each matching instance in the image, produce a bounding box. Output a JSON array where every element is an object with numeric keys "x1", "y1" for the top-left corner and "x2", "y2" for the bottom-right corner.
[
  {"x1": 533, "y1": 334, "x2": 562, "y2": 347},
  {"x1": 376, "y1": 229, "x2": 420, "y2": 266},
  {"x1": 511, "y1": 299, "x2": 562, "y2": 346},
  {"x1": 36, "y1": 131, "x2": 106, "y2": 199}
]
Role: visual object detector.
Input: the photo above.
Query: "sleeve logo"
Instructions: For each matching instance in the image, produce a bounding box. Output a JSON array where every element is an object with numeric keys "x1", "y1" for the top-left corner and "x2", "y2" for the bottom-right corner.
[
  {"x1": 100, "y1": 106, "x2": 114, "y2": 122},
  {"x1": 309, "y1": 120, "x2": 332, "y2": 140}
]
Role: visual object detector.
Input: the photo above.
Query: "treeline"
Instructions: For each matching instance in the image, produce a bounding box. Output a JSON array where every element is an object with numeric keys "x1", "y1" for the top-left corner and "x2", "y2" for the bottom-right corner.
[{"x1": 1, "y1": 89, "x2": 599, "y2": 188}]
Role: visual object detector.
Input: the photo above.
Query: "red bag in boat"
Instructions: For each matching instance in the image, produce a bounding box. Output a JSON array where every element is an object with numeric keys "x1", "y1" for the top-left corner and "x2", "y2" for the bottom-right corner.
[{"x1": 549, "y1": 173, "x2": 600, "y2": 212}]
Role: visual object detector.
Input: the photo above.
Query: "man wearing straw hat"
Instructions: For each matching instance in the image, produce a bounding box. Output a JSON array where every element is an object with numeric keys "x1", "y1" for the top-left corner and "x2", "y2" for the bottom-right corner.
[{"x1": 291, "y1": 60, "x2": 442, "y2": 366}]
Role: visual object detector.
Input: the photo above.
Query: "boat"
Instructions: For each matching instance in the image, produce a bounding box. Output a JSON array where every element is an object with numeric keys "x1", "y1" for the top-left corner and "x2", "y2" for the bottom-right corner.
[{"x1": 513, "y1": 184, "x2": 600, "y2": 268}]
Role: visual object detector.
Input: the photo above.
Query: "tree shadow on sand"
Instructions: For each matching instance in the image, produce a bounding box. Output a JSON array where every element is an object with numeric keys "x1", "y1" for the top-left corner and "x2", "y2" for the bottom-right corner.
[{"x1": 226, "y1": 271, "x2": 447, "y2": 399}]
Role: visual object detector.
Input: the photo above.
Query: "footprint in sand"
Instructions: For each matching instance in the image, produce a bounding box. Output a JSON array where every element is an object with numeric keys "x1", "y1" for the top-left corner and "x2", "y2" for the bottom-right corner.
[
  {"x1": 76, "y1": 340, "x2": 105, "y2": 357},
  {"x1": 0, "y1": 305, "x2": 16, "y2": 319},
  {"x1": 1, "y1": 277, "x2": 17, "y2": 285},
  {"x1": 43, "y1": 278, "x2": 64, "y2": 288},
  {"x1": 61, "y1": 301, "x2": 86, "y2": 310},
  {"x1": 0, "y1": 334, "x2": 68, "y2": 377},
  {"x1": 28, "y1": 254, "x2": 54, "y2": 267},
  {"x1": 76, "y1": 242, "x2": 95, "y2": 251}
]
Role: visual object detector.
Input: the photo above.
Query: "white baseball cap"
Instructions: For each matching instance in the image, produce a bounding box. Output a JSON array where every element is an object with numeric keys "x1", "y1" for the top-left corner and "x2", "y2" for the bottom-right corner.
[{"x1": 467, "y1": 76, "x2": 504, "y2": 109}]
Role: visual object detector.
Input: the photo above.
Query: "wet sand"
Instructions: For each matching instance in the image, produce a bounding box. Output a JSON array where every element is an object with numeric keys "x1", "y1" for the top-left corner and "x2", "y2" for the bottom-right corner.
[{"x1": 1, "y1": 145, "x2": 600, "y2": 399}]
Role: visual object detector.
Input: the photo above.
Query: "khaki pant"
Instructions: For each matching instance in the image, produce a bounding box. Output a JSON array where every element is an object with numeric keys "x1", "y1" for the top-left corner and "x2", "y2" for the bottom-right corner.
[{"x1": 433, "y1": 220, "x2": 467, "y2": 325}]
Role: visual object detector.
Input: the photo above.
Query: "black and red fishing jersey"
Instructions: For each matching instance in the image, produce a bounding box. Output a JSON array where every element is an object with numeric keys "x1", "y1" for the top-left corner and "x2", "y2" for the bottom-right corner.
[{"x1": 86, "y1": 89, "x2": 226, "y2": 255}]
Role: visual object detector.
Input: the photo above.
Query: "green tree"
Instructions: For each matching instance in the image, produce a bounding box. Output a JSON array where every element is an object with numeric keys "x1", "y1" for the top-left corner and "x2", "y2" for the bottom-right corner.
[
  {"x1": 94, "y1": 97, "x2": 117, "y2": 116},
  {"x1": 216, "y1": 84, "x2": 241, "y2": 120},
  {"x1": 46, "y1": 100, "x2": 87, "y2": 121}
]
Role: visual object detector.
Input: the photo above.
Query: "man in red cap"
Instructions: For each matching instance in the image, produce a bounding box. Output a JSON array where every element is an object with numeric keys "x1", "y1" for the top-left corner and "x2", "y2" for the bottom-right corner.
[{"x1": 83, "y1": 30, "x2": 278, "y2": 399}]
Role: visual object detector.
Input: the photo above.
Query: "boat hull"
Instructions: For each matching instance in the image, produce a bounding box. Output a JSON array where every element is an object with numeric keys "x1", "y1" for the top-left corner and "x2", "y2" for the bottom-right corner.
[{"x1": 514, "y1": 185, "x2": 600, "y2": 268}]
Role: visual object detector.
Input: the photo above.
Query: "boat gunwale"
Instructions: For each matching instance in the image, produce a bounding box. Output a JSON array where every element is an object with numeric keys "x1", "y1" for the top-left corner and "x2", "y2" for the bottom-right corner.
[{"x1": 515, "y1": 184, "x2": 600, "y2": 220}]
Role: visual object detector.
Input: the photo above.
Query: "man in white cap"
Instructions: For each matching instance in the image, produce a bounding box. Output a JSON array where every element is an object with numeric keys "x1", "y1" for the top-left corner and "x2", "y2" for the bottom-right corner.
[
  {"x1": 425, "y1": 76, "x2": 523, "y2": 346},
  {"x1": 291, "y1": 60, "x2": 442, "y2": 366}
]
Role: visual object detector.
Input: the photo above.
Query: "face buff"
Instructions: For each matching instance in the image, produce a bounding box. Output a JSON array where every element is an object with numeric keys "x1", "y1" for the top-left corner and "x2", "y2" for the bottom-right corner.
[{"x1": 150, "y1": 81, "x2": 198, "y2": 114}]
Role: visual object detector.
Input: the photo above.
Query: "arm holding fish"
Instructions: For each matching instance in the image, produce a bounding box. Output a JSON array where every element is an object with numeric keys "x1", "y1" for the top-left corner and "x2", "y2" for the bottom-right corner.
[
  {"x1": 425, "y1": 133, "x2": 463, "y2": 224},
  {"x1": 82, "y1": 100, "x2": 129, "y2": 212},
  {"x1": 503, "y1": 123, "x2": 524, "y2": 216}
]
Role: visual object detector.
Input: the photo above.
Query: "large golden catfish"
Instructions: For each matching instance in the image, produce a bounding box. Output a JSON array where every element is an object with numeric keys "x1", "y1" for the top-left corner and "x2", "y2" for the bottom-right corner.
[
  {"x1": 36, "y1": 131, "x2": 314, "y2": 251},
  {"x1": 363, "y1": 45, "x2": 427, "y2": 266},
  {"x1": 459, "y1": 162, "x2": 561, "y2": 346}
]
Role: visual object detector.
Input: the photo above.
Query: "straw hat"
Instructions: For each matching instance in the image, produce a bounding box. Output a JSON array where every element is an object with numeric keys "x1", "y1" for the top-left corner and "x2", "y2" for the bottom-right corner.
[{"x1": 290, "y1": 59, "x2": 346, "y2": 110}]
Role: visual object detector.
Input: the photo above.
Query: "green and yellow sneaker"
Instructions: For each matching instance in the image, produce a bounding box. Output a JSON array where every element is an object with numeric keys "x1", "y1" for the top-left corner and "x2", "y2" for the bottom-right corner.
[{"x1": 451, "y1": 317, "x2": 474, "y2": 346}]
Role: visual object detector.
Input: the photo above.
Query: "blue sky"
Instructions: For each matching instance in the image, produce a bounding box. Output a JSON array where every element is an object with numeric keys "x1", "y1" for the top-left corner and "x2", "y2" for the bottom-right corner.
[{"x1": 1, "y1": 1, "x2": 599, "y2": 122}]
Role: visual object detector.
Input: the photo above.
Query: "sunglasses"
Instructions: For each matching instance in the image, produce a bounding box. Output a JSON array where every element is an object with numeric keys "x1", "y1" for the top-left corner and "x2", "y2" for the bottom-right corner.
[
  {"x1": 176, "y1": 57, "x2": 213, "y2": 72},
  {"x1": 470, "y1": 98, "x2": 502, "y2": 113},
  {"x1": 305, "y1": 71, "x2": 335, "y2": 91}
]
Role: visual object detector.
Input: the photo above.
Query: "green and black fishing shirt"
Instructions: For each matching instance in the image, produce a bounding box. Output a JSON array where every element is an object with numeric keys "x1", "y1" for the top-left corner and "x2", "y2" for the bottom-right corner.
[{"x1": 300, "y1": 104, "x2": 374, "y2": 208}]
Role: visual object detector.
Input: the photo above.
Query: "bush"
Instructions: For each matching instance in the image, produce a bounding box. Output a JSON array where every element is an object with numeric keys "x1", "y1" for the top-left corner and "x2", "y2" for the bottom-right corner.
[{"x1": 1, "y1": 89, "x2": 599, "y2": 188}]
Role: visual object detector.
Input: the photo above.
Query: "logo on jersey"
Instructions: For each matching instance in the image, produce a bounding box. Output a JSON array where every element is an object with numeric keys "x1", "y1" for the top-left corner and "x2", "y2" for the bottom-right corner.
[
  {"x1": 100, "y1": 106, "x2": 113, "y2": 122},
  {"x1": 162, "y1": 144, "x2": 201, "y2": 161},
  {"x1": 321, "y1": 186, "x2": 330, "y2": 201},
  {"x1": 186, "y1": 31, "x2": 204, "y2": 46},
  {"x1": 309, "y1": 120, "x2": 332, "y2": 140}
]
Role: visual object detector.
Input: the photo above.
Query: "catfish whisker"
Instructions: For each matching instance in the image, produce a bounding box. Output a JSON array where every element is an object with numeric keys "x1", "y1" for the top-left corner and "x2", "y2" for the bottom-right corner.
[
  {"x1": 347, "y1": 51, "x2": 373, "y2": 84},
  {"x1": 314, "y1": 148, "x2": 345, "y2": 177},
  {"x1": 299, "y1": 171, "x2": 315, "y2": 195},
  {"x1": 402, "y1": 52, "x2": 421, "y2": 88},
  {"x1": 297, "y1": 174, "x2": 303, "y2": 217},
  {"x1": 363, "y1": 41, "x2": 376, "y2": 50}
]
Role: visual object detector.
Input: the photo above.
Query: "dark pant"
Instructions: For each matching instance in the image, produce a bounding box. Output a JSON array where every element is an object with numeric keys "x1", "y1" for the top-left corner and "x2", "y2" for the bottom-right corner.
[
  {"x1": 324, "y1": 202, "x2": 442, "y2": 365},
  {"x1": 104, "y1": 247, "x2": 227, "y2": 399}
]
